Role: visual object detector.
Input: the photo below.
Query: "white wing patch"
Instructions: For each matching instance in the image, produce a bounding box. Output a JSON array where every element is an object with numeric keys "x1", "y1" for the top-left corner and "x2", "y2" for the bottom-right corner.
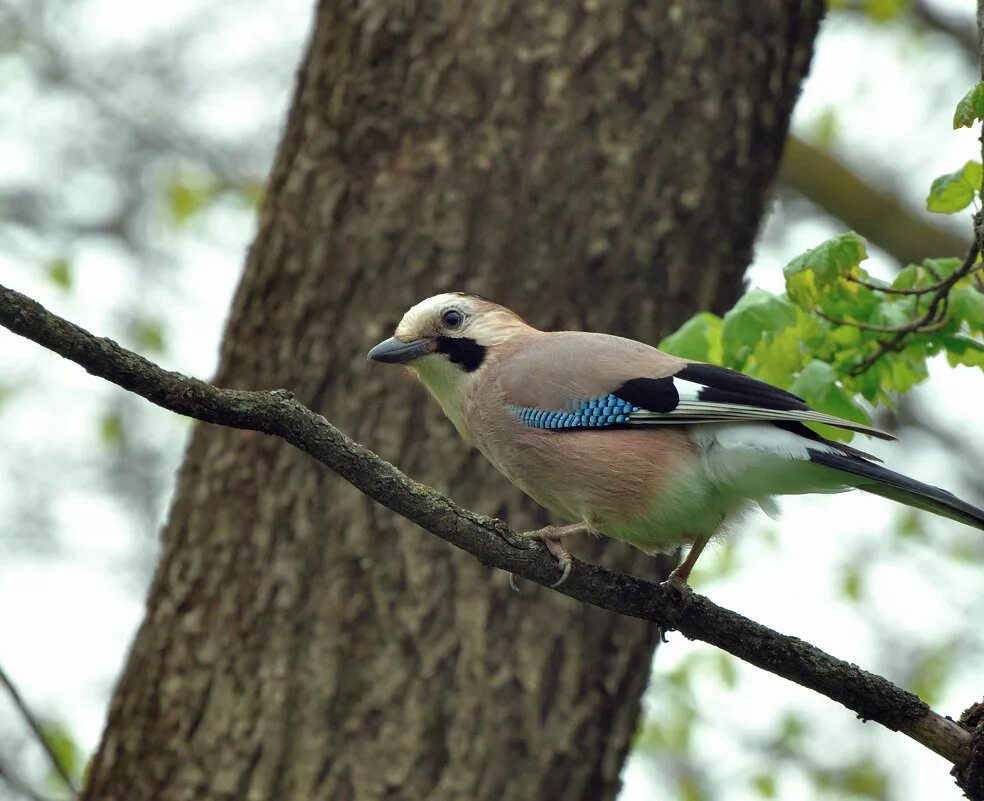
[{"x1": 670, "y1": 378, "x2": 704, "y2": 402}]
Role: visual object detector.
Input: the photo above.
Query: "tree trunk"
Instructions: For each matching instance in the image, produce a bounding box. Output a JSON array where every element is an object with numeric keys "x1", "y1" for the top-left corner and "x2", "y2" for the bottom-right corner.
[{"x1": 82, "y1": 2, "x2": 823, "y2": 800}]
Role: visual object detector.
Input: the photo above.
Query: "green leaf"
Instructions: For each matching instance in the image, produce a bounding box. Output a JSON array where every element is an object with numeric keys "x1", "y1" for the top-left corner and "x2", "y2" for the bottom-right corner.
[
  {"x1": 891, "y1": 265, "x2": 920, "y2": 290},
  {"x1": 841, "y1": 564, "x2": 863, "y2": 602},
  {"x1": 863, "y1": 0, "x2": 907, "y2": 22},
  {"x1": 775, "y1": 712, "x2": 807, "y2": 747},
  {"x1": 131, "y1": 318, "x2": 167, "y2": 354},
  {"x1": 868, "y1": 299, "x2": 911, "y2": 329},
  {"x1": 953, "y1": 81, "x2": 984, "y2": 129},
  {"x1": 164, "y1": 169, "x2": 219, "y2": 226},
  {"x1": 947, "y1": 532, "x2": 981, "y2": 563},
  {"x1": 751, "y1": 774, "x2": 777, "y2": 799},
  {"x1": 100, "y1": 412, "x2": 124, "y2": 446},
  {"x1": 45, "y1": 257, "x2": 72, "y2": 292},
  {"x1": 841, "y1": 759, "x2": 889, "y2": 799},
  {"x1": 784, "y1": 232, "x2": 867, "y2": 308},
  {"x1": 0, "y1": 384, "x2": 12, "y2": 423},
  {"x1": 660, "y1": 312, "x2": 723, "y2": 364},
  {"x1": 714, "y1": 652, "x2": 738, "y2": 689},
  {"x1": 910, "y1": 648, "x2": 955, "y2": 707},
  {"x1": 679, "y1": 775, "x2": 704, "y2": 801},
  {"x1": 966, "y1": 161, "x2": 984, "y2": 189},
  {"x1": 813, "y1": 107, "x2": 839, "y2": 148},
  {"x1": 791, "y1": 360, "x2": 871, "y2": 439},
  {"x1": 922, "y1": 257, "x2": 964, "y2": 279},
  {"x1": 926, "y1": 162, "x2": 981, "y2": 214},
  {"x1": 749, "y1": 325, "x2": 804, "y2": 388},
  {"x1": 39, "y1": 721, "x2": 81, "y2": 790},
  {"x1": 828, "y1": 322, "x2": 863, "y2": 353},
  {"x1": 721, "y1": 290, "x2": 797, "y2": 364},
  {"x1": 943, "y1": 335, "x2": 984, "y2": 368},
  {"x1": 790, "y1": 361, "x2": 865, "y2": 422},
  {"x1": 949, "y1": 286, "x2": 984, "y2": 329},
  {"x1": 884, "y1": 346, "x2": 928, "y2": 395},
  {"x1": 896, "y1": 509, "x2": 927, "y2": 541},
  {"x1": 892, "y1": 259, "x2": 962, "y2": 295}
]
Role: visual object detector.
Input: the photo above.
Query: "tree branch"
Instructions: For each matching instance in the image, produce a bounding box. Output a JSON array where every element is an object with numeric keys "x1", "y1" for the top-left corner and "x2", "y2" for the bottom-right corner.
[
  {"x1": 913, "y1": 1, "x2": 977, "y2": 58},
  {"x1": 780, "y1": 135, "x2": 970, "y2": 266},
  {"x1": 0, "y1": 661, "x2": 77, "y2": 795},
  {"x1": 0, "y1": 282, "x2": 980, "y2": 792},
  {"x1": 836, "y1": 1, "x2": 977, "y2": 58},
  {"x1": 0, "y1": 757, "x2": 54, "y2": 801}
]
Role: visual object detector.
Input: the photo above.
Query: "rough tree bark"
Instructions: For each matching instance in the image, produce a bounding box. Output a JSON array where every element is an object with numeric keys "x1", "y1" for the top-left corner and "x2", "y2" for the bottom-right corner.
[{"x1": 82, "y1": 2, "x2": 824, "y2": 800}]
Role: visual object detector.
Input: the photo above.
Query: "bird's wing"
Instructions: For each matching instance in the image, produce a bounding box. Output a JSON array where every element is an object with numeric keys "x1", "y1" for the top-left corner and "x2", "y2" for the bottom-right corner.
[{"x1": 499, "y1": 331, "x2": 893, "y2": 441}]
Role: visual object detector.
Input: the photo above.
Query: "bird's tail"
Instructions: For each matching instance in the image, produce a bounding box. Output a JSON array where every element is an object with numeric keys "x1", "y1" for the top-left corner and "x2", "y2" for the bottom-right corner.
[{"x1": 808, "y1": 450, "x2": 984, "y2": 531}]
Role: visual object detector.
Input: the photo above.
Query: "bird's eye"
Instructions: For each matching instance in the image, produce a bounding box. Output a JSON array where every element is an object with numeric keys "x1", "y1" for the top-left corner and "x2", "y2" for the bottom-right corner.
[{"x1": 441, "y1": 309, "x2": 464, "y2": 329}]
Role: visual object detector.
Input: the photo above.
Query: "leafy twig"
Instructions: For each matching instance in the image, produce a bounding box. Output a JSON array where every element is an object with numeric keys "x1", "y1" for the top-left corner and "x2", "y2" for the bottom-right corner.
[{"x1": 849, "y1": 240, "x2": 981, "y2": 376}]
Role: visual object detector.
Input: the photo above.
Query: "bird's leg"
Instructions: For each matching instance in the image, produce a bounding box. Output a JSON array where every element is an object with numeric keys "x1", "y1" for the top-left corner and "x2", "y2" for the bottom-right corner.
[
  {"x1": 522, "y1": 522, "x2": 590, "y2": 588},
  {"x1": 662, "y1": 533, "x2": 711, "y2": 600}
]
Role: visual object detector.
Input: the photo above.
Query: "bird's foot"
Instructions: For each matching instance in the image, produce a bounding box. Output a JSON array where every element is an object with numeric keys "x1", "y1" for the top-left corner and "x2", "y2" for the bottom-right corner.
[
  {"x1": 524, "y1": 524, "x2": 579, "y2": 588},
  {"x1": 660, "y1": 570, "x2": 695, "y2": 603},
  {"x1": 658, "y1": 535, "x2": 707, "y2": 611},
  {"x1": 656, "y1": 569, "x2": 696, "y2": 641}
]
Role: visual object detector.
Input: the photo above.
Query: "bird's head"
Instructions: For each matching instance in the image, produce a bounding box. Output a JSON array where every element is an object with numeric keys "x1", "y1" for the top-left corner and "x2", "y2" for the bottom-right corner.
[
  {"x1": 367, "y1": 293, "x2": 529, "y2": 431},
  {"x1": 367, "y1": 292, "x2": 527, "y2": 373}
]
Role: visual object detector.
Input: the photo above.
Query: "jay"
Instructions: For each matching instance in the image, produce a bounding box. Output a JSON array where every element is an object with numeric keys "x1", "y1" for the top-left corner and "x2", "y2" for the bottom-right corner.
[{"x1": 368, "y1": 293, "x2": 984, "y2": 590}]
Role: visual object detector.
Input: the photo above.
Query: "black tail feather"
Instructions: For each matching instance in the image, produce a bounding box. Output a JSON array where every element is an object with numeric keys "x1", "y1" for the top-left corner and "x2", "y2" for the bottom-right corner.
[{"x1": 808, "y1": 449, "x2": 984, "y2": 531}]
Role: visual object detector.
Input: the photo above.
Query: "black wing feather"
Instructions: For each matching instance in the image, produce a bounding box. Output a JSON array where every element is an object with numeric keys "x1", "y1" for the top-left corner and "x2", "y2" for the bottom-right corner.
[
  {"x1": 675, "y1": 363, "x2": 807, "y2": 410},
  {"x1": 610, "y1": 362, "x2": 894, "y2": 442}
]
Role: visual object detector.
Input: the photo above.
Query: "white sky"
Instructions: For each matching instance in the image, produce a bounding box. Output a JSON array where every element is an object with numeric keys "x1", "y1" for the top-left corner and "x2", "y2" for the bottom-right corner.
[{"x1": 1, "y1": 3, "x2": 983, "y2": 800}]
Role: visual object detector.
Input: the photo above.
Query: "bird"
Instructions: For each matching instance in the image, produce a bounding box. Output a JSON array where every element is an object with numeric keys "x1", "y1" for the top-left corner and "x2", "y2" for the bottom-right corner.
[{"x1": 367, "y1": 292, "x2": 984, "y2": 591}]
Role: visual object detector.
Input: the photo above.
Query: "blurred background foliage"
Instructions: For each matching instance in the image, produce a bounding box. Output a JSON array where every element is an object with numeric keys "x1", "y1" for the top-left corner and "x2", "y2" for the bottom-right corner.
[{"x1": 1, "y1": 1, "x2": 983, "y2": 800}]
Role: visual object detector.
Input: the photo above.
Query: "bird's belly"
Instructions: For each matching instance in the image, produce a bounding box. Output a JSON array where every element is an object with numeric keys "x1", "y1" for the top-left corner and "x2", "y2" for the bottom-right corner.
[
  {"x1": 474, "y1": 425, "x2": 743, "y2": 553},
  {"x1": 605, "y1": 475, "x2": 754, "y2": 553}
]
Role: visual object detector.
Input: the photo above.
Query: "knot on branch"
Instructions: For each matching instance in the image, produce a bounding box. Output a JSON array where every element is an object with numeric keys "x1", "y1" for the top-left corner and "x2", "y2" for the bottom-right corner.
[{"x1": 952, "y1": 700, "x2": 984, "y2": 800}]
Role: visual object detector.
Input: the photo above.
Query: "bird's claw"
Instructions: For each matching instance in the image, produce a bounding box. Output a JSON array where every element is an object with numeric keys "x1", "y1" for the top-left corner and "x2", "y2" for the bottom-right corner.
[
  {"x1": 549, "y1": 555, "x2": 572, "y2": 588},
  {"x1": 523, "y1": 524, "x2": 578, "y2": 589}
]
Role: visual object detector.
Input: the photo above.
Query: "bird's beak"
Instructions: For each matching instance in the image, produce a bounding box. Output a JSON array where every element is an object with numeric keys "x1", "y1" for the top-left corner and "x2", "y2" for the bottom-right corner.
[{"x1": 366, "y1": 337, "x2": 432, "y2": 364}]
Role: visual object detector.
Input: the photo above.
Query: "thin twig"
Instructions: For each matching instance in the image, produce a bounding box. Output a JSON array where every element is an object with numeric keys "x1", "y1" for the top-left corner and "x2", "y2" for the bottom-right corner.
[
  {"x1": 846, "y1": 264, "x2": 981, "y2": 296},
  {"x1": 0, "y1": 662, "x2": 78, "y2": 794},
  {"x1": 0, "y1": 756, "x2": 55, "y2": 801},
  {"x1": 0, "y1": 282, "x2": 976, "y2": 776},
  {"x1": 849, "y1": 240, "x2": 980, "y2": 376},
  {"x1": 817, "y1": 311, "x2": 932, "y2": 334}
]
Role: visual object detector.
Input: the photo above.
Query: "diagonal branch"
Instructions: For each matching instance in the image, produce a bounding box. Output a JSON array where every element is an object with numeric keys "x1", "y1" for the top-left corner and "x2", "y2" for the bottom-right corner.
[
  {"x1": 780, "y1": 135, "x2": 970, "y2": 266},
  {"x1": 0, "y1": 282, "x2": 979, "y2": 790},
  {"x1": 0, "y1": 661, "x2": 77, "y2": 795},
  {"x1": 0, "y1": 757, "x2": 54, "y2": 801}
]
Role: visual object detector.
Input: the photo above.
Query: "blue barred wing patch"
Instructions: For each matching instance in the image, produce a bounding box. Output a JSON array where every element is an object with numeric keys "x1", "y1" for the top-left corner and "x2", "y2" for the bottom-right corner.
[{"x1": 511, "y1": 394, "x2": 641, "y2": 430}]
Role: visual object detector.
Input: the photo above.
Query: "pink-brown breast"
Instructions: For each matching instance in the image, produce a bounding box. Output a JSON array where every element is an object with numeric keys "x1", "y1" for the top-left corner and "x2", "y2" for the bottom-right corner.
[{"x1": 463, "y1": 380, "x2": 701, "y2": 535}]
